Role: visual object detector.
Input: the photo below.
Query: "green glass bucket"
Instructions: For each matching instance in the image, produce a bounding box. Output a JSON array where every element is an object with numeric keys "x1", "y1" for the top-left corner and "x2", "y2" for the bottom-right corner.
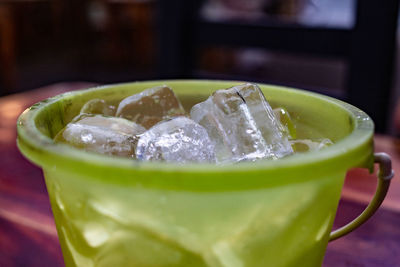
[{"x1": 17, "y1": 80, "x2": 394, "y2": 267}]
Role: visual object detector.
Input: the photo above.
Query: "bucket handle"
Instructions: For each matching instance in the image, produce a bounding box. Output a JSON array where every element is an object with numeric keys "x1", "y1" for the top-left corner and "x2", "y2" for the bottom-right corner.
[{"x1": 329, "y1": 153, "x2": 394, "y2": 241}]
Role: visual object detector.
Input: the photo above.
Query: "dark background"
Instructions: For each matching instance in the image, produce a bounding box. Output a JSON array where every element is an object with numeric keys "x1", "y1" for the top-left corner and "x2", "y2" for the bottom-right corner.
[{"x1": 0, "y1": 0, "x2": 399, "y2": 132}]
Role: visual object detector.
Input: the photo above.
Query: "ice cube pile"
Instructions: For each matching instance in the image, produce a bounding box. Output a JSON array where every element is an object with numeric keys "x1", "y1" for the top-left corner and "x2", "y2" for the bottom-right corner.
[{"x1": 55, "y1": 83, "x2": 332, "y2": 164}]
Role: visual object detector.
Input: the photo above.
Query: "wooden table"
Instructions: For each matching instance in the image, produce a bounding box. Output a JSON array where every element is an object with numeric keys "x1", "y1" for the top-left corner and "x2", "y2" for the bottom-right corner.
[{"x1": 1, "y1": 83, "x2": 399, "y2": 266}]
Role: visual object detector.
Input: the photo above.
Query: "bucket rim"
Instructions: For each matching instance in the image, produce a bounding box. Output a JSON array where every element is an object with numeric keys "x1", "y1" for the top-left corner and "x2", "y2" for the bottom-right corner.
[{"x1": 16, "y1": 80, "x2": 374, "y2": 181}]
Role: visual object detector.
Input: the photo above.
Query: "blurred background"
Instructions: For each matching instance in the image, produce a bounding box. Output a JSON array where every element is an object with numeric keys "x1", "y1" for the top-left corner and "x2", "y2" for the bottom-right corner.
[{"x1": 0, "y1": 0, "x2": 399, "y2": 133}]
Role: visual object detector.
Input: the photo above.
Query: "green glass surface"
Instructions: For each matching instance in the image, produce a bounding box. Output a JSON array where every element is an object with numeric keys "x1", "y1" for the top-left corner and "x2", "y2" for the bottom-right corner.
[{"x1": 17, "y1": 80, "x2": 374, "y2": 267}]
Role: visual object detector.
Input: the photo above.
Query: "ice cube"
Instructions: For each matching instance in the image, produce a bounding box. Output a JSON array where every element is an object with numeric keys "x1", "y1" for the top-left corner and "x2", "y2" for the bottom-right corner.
[
  {"x1": 191, "y1": 83, "x2": 293, "y2": 162},
  {"x1": 290, "y1": 138, "x2": 333, "y2": 153},
  {"x1": 80, "y1": 99, "x2": 116, "y2": 116},
  {"x1": 190, "y1": 98, "x2": 231, "y2": 162},
  {"x1": 273, "y1": 107, "x2": 296, "y2": 139},
  {"x1": 116, "y1": 85, "x2": 186, "y2": 129},
  {"x1": 232, "y1": 84, "x2": 292, "y2": 156},
  {"x1": 56, "y1": 114, "x2": 146, "y2": 157},
  {"x1": 136, "y1": 117, "x2": 216, "y2": 163}
]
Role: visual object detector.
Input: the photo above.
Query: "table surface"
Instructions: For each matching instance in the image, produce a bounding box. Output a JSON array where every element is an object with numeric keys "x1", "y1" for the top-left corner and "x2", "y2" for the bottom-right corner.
[{"x1": 1, "y1": 82, "x2": 400, "y2": 267}]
